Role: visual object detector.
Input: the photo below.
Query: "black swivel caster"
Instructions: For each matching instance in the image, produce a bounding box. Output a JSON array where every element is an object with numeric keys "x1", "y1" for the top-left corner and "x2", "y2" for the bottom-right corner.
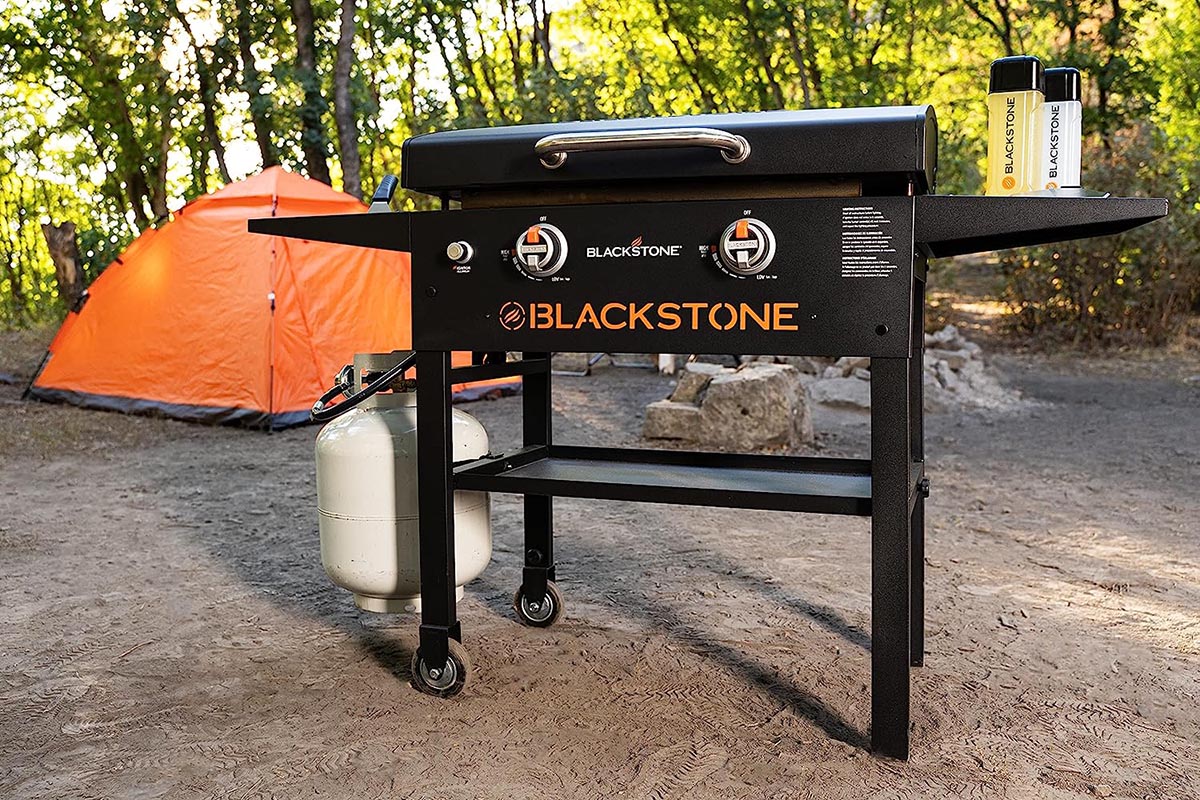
[
  {"x1": 513, "y1": 580, "x2": 564, "y2": 627},
  {"x1": 410, "y1": 639, "x2": 471, "y2": 697}
]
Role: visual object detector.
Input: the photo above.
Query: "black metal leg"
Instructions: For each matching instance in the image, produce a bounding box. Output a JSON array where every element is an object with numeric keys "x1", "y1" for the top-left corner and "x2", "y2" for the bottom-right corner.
[
  {"x1": 909, "y1": 496, "x2": 925, "y2": 668},
  {"x1": 521, "y1": 353, "x2": 554, "y2": 600},
  {"x1": 909, "y1": 275, "x2": 927, "y2": 668},
  {"x1": 870, "y1": 356, "x2": 912, "y2": 760},
  {"x1": 416, "y1": 350, "x2": 459, "y2": 667}
]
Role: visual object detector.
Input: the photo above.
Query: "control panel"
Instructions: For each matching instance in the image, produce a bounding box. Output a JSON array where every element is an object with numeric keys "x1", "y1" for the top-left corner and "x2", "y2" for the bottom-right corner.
[{"x1": 412, "y1": 197, "x2": 917, "y2": 356}]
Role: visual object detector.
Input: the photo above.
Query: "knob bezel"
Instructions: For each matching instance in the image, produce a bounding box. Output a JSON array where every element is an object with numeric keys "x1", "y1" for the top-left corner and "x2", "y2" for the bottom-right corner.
[
  {"x1": 717, "y1": 218, "x2": 776, "y2": 276},
  {"x1": 514, "y1": 223, "x2": 568, "y2": 278}
]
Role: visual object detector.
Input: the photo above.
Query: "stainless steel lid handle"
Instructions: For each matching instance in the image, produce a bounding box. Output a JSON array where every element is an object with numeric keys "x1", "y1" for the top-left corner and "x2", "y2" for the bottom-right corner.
[{"x1": 534, "y1": 127, "x2": 751, "y2": 169}]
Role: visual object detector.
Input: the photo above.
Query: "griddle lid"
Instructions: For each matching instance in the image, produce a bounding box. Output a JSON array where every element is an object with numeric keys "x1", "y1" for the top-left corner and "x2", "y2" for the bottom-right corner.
[{"x1": 401, "y1": 106, "x2": 937, "y2": 198}]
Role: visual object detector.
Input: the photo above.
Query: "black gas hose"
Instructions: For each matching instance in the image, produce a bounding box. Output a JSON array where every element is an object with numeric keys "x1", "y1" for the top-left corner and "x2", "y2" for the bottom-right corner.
[{"x1": 310, "y1": 350, "x2": 416, "y2": 423}]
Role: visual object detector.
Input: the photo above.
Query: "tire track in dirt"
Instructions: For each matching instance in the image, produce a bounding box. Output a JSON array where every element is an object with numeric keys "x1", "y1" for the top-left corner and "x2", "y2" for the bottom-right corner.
[{"x1": 623, "y1": 739, "x2": 729, "y2": 800}]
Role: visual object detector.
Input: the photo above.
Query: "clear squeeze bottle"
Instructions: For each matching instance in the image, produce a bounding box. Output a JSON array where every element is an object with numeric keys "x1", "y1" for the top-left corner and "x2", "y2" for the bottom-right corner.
[
  {"x1": 986, "y1": 56, "x2": 1045, "y2": 195},
  {"x1": 1040, "y1": 67, "x2": 1082, "y2": 189}
]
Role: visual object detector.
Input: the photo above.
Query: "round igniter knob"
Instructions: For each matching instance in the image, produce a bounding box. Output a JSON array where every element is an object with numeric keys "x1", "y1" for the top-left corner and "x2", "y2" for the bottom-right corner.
[
  {"x1": 446, "y1": 241, "x2": 474, "y2": 264},
  {"x1": 514, "y1": 223, "x2": 568, "y2": 278},
  {"x1": 717, "y1": 217, "x2": 776, "y2": 276}
]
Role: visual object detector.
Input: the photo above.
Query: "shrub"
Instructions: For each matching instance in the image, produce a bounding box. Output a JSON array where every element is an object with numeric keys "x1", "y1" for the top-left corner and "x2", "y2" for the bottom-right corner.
[{"x1": 997, "y1": 124, "x2": 1200, "y2": 346}]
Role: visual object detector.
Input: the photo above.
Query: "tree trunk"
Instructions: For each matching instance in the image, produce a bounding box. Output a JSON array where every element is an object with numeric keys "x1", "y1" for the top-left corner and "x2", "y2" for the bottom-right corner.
[
  {"x1": 529, "y1": 0, "x2": 555, "y2": 74},
  {"x1": 962, "y1": 0, "x2": 1017, "y2": 56},
  {"x1": 292, "y1": 0, "x2": 332, "y2": 184},
  {"x1": 333, "y1": 0, "x2": 362, "y2": 198},
  {"x1": 467, "y1": 5, "x2": 507, "y2": 121},
  {"x1": 781, "y1": 3, "x2": 814, "y2": 108},
  {"x1": 428, "y1": 11, "x2": 468, "y2": 117},
  {"x1": 653, "y1": 0, "x2": 719, "y2": 112},
  {"x1": 41, "y1": 222, "x2": 85, "y2": 310},
  {"x1": 166, "y1": 0, "x2": 231, "y2": 184},
  {"x1": 236, "y1": 3, "x2": 280, "y2": 168},
  {"x1": 501, "y1": 0, "x2": 524, "y2": 91},
  {"x1": 739, "y1": 0, "x2": 785, "y2": 108},
  {"x1": 197, "y1": 61, "x2": 231, "y2": 184}
]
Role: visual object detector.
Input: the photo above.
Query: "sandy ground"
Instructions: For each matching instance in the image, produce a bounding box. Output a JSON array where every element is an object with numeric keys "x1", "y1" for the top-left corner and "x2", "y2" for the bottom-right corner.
[{"x1": 1, "y1": 335, "x2": 1199, "y2": 799}]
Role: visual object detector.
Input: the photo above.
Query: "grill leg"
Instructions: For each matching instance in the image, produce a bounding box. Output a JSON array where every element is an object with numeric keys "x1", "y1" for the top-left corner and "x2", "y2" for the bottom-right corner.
[
  {"x1": 522, "y1": 353, "x2": 555, "y2": 601},
  {"x1": 909, "y1": 277, "x2": 926, "y2": 667},
  {"x1": 416, "y1": 350, "x2": 459, "y2": 667},
  {"x1": 870, "y1": 356, "x2": 912, "y2": 760}
]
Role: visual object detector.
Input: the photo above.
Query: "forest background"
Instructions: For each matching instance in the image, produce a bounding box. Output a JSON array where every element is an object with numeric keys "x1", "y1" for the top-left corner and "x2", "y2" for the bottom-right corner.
[{"x1": 1, "y1": 0, "x2": 1198, "y2": 344}]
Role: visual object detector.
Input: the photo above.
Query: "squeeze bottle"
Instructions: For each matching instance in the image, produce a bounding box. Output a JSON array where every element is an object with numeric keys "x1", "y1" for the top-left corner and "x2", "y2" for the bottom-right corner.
[
  {"x1": 986, "y1": 56, "x2": 1045, "y2": 195},
  {"x1": 1040, "y1": 67, "x2": 1082, "y2": 189}
]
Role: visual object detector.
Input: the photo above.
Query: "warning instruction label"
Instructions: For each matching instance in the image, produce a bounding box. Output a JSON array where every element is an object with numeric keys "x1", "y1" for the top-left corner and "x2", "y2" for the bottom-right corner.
[{"x1": 841, "y1": 206, "x2": 898, "y2": 278}]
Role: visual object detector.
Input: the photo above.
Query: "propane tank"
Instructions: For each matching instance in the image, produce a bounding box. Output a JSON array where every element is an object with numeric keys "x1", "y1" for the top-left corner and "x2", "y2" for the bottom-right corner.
[{"x1": 315, "y1": 388, "x2": 492, "y2": 613}]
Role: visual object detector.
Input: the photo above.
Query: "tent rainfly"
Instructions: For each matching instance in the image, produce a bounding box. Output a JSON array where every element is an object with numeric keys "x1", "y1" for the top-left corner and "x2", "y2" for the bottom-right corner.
[{"x1": 27, "y1": 167, "x2": 510, "y2": 429}]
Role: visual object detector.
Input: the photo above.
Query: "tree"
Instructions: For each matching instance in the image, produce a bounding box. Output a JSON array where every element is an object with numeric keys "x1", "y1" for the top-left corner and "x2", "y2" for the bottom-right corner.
[
  {"x1": 291, "y1": 0, "x2": 333, "y2": 184},
  {"x1": 334, "y1": 0, "x2": 363, "y2": 198}
]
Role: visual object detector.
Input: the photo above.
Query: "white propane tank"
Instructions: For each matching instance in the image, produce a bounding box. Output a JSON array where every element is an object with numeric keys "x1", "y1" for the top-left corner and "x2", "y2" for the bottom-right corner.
[{"x1": 315, "y1": 390, "x2": 492, "y2": 612}]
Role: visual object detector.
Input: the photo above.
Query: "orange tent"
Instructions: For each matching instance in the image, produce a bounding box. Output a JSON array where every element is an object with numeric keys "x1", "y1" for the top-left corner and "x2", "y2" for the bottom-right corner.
[{"x1": 28, "y1": 167, "x2": 509, "y2": 429}]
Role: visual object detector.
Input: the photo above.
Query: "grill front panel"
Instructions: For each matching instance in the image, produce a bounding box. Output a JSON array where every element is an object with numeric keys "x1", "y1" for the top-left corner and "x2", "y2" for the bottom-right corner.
[{"x1": 411, "y1": 197, "x2": 917, "y2": 356}]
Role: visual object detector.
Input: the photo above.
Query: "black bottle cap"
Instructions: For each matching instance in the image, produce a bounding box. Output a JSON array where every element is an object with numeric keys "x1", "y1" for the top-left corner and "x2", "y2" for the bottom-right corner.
[
  {"x1": 989, "y1": 56, "x2": 1045, "y2": 94},
  {"x1": 1045, "y1": 67, "x2": 1081, "y2": 102}
]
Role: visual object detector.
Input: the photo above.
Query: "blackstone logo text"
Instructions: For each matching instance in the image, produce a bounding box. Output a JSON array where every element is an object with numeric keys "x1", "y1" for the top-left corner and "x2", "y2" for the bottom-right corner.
[
  {"x1": 498, "y1": 301, "x2": 804, "y2": 332},
  {"x1": 585, "y1": 236, "x2": 683, "y2": 259}
]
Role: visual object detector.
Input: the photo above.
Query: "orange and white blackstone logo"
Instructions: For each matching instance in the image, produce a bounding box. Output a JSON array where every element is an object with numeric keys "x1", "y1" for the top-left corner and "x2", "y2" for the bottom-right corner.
[
  {"x1": 496, "y1": 300, "x2": 805, "y2": 332},
  {"x1": 498, "y1": 301, "x2": 527, "y2": 331}
]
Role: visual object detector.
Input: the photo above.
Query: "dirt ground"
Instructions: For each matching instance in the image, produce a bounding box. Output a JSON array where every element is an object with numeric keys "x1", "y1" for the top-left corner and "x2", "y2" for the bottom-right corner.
[{"x1": 1, "y1": 331, "x2": 1199, "y2": 799}]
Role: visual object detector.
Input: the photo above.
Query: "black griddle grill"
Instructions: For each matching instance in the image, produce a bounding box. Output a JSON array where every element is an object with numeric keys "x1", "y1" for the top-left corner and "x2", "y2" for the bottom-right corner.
[{"x1": 251, "y1": 106, "x2": 1166, "y2": 760}]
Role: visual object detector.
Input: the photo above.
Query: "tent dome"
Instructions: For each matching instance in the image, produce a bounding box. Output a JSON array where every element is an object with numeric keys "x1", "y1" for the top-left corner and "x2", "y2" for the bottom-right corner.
[{"x1": 28, "y1": 168, "x2": 412, "y2": 428}]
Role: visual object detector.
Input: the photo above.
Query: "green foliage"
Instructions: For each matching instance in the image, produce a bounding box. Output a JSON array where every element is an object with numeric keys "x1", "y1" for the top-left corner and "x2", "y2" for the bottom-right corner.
[{"x1": 1000, "y1": 125, "x2": 1200, "y2": 344}]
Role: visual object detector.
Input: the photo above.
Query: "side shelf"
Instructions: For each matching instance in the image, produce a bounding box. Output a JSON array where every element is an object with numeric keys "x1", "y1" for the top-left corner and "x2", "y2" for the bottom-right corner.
[
  {"x1": 915, "y1": 195, "x2": 1168, "y2": 258},
  {"x1": 248, "y1": 211, "x2": 412, "y2": 252}
]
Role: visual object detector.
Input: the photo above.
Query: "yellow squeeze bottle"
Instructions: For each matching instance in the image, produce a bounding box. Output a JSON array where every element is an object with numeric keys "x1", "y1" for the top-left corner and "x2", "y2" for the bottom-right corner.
[{"x1": 986, "y1": 56, "x2": 1045, "y2": 195}]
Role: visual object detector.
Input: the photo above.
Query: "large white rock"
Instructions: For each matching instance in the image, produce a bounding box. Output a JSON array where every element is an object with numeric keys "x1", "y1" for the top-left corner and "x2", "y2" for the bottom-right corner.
[
  {"x1": 642, "y1": 400, "x2": 703, "y2": 440},
  {"x1": 669, "y1": 361, "x2": 730, "y2": 404},
  {"x1": 644, "y1": 363, "x2": 813, "y2": 448},
  {"x1": 807, "y1": 376, "x2": 872, "y2": 410}
]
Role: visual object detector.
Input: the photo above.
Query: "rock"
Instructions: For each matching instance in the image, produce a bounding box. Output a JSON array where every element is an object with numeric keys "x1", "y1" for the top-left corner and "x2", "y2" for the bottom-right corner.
[
  {"x1": 700, "y1": 364, "x2": 813, "y2": 448},
  {"x1": 925, "y1": 348, "x2": 969, "y2": 370},
  {"x1": 644, "y1": 363, "x2": 813, "y2": 448},
  {"x1": 779, "y1": 356, "x2": 830, "y2": 375},
  {"x1": 642, "y1": 400, "x2": 702, "y2": 440},
  {"x1": 808, "y1": 376, "x2": 871, "y2": 410},
  {"x1": 935, "y1": 360, "x2": 963, "y2": 393},
  {"x1": 670, "y1": 362, "x2": 729, "y2": 403},
  {"x1": 851, "y1": 367, "x2": 871, "y2": 381},
  {"x1": 822, "y1": 365, "x2": 843, "y2": 379},
  {"x1": 834, "y1": 355, "x2": 870, "y2": 375},
  {"x1": 685, "y1": 361, "x2": 729, "y2": 376},
  {"x1": 923, "y1": 370, "x2": 953, "y2": 412},
  {"x1": 926, "y1": 323, "x2": 963, "y2": 349}
]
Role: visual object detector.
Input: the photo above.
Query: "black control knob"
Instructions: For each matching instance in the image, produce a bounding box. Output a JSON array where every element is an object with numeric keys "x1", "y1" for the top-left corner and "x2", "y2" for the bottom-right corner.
[
  {"x1": 514, "y1": 223, "x2": 568, "y2": 278},
  {"x1": 717, "y1": 218, "x2": 776, "y2": 276}
]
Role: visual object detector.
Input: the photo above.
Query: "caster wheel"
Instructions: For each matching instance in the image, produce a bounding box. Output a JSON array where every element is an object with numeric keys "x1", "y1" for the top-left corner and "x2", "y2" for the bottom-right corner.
[
  {"x1": 410, "y1": 639, "x2": 471, "y2": 698},
  {"x1": 513, "y1": 580, "x2": 564, "y2": 627}
]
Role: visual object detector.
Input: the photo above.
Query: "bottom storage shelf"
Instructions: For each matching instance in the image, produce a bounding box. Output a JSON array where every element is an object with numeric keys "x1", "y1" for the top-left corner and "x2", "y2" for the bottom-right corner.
[{"x1": 454, "y1": 445, "x2": 875, "y2": 516}]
